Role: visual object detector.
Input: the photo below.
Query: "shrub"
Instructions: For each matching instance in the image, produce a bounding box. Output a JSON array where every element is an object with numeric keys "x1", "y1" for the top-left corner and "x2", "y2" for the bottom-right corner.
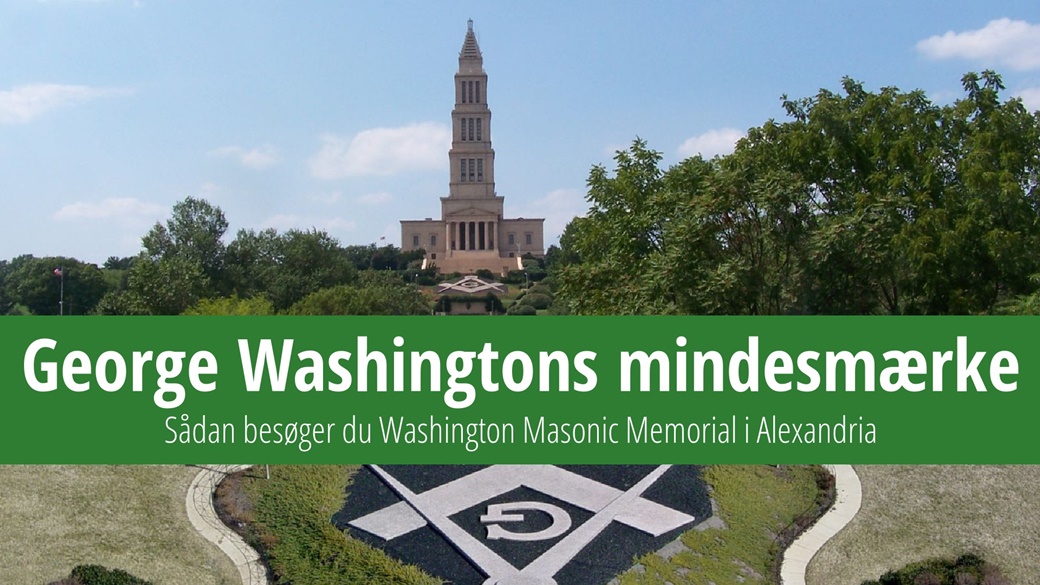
[
  {"x1": 507, "y1": 304, "x2": 537, "y2": 315},
  {"x1": 526, "y1": 283, "x2": 553, "y2": 297},
  {"x1": 500, "y1": 270, "x2": 526, "y2": 285},
  {"x1": 864, "y1": 556, "x2": 1006, "y2": 585},
  {"x1": 68, "y1": 565, "x2": 153, "y2": 585},
  {"x1": 916, "y1": 573, "x2": 942, "y2": 585},
  {"x1": 520, "y1": 292, "x2": 552, "y2": 310}
]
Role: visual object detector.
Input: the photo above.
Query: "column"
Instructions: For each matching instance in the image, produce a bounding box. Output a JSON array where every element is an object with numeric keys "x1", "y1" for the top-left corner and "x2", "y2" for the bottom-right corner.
[{"x1": 489, "y1": 221, "x2": 495, "y2": 250}]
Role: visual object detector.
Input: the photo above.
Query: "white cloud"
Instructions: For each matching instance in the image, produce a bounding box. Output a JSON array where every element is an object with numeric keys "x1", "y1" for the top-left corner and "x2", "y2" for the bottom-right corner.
[
  {"x1": 208, "y1": 144, "x2": 280, "y2": 169},
  {"x1": 1017, "y1": 87, "x2": 1040, "y2": 110},
  {"x1": 357, "y1": 192, "x2": 393, "y2": 206},
  {"x1": 308, "y1": 122, "x2": 449, "y2": 179},
  {"x1": 0, "y1": 83, "x2": 129, "y2": 124},
  {"x1": 53, "y1": 197, "x2": 165, "y2": 225},
  {"x1": 258, "y1": 214, "x2": 357, "y2": 233},
  {"x1": 677, "y1": 127, "x2": 744, "y2": 159},
  {"x1": 917, "y1": 18, "x2": 1040, "y2": 71},
  {"x1": 515, "y1": 188, "x2": 588, "y2": 244}
]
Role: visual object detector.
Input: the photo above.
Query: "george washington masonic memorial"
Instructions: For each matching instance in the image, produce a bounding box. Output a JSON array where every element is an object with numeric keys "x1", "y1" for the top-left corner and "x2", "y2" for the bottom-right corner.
[{"x1": 400, "y1": 21, "x2": 544, "y2": 275}]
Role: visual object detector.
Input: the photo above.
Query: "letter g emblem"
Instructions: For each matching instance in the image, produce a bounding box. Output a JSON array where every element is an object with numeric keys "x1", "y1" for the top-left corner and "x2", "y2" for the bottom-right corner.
[{"x1": 480, "y1": 501, "x2": 572, "y2": 542}]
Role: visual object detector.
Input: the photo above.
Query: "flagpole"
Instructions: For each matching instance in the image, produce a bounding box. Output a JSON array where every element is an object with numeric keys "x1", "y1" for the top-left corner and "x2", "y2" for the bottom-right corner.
[{"x1": 59, "y1": 267, "x2": 64, "y2": 316}]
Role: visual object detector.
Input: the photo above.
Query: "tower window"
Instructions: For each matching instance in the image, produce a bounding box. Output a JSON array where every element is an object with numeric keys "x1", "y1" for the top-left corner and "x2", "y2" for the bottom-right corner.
[
  {"x1": 476, "y1": 118, "x2": 482, "y2": 141},
  {"x1": 508, "y1": 233, "x2": 515, "y2": 246},
  {"x1": 469, "y1": 81, "x2": 474, "y2": 104},
  {"x1": 460, "y1": 81, "x2": 465, "y2": 103},
  {"x1": 477, "y1": 158, "x2": 483, "y2": 182},
  {"x1": 459, "y1": 118, "x2": 466, "y2": 141},
  {"x1": 412, "y1": 235, "x2": 420, "y2": 247},
  {"x1": 468, "y1": 118, "x2": 474, "y2": 141},
  {"x1": 475, "y1": 81, "x2": 481, "y2": 103},
  {"x1": 469, "y1": 158, "x2": 475, "y2": 181},
  {"x1": 431, "y1": 234, "x2": 437, "y2": 246},
  {"x1": 526, "y1": 233, "x2": 533, "y2": 246},
  {"x1": 460, "y1": 159, "x2": 466, "y2": 182}
]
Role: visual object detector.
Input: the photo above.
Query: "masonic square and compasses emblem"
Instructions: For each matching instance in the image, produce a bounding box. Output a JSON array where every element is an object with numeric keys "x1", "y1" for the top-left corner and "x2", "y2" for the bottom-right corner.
[{"x1": 334, "y1": 464, "x2": 712, "y2": 585}]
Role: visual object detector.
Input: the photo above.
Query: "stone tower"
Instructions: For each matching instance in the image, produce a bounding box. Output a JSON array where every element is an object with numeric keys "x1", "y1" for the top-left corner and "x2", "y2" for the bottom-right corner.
[{"x1": 401, "y1": 20, "x2": 544, "y2": 275}]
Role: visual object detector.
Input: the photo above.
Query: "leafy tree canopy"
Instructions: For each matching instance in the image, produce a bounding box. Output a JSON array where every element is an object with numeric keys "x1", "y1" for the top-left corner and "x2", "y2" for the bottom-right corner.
[{"x1": 556, "y1": 71, "x2": 1040, "y2": 316}]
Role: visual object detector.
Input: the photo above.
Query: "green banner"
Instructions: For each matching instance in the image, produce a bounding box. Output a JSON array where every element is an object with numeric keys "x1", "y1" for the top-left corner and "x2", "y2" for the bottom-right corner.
[{"x1": 0, "y1": 316, "x2": 1035, "y2": 463}]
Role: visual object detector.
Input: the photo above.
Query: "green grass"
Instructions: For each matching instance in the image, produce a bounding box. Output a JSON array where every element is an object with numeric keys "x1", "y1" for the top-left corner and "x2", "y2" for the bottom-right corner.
[
  {"x1": 0, "y1": 465, "x2": 239, "y2": 585},
  {"x1": 225, "y1": 465, "x2": 440, "y2": 585},
  {"x1": 618, "y1": 465, "x2": 824, "y2": 585},
  {"x1": 808, "y1": 465, "x2": 1040, "y2": 585},
  {"x1": 225, "y1": 465, "x2": 825, "y2": 585}
]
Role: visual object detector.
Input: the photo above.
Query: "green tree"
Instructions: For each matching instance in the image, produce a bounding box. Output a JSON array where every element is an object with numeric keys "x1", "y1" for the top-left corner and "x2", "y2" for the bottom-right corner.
[
  {"x1": 224, "y1": 227, "x2": 284, "y2": 298},
  {"x1": 103, "y1": 256, "x2": 135, "y2": 270},
  {"x1": 126, "y1": 253, "x2": 210, "y2": 315},
  {"x1": 129, "y1": 197, "x2": 229, "y2": 313},
  {"x1": 273, "y1": 229, "x2": 357, "y2": 310},
  {"x1": 288, "y1": 272, "x2": 429, "y2": 316},
  {"x1": 183, "y1": 295, "x2": 275, "y2": 315},
  {"x1": 556, "y1": 72, "x2": 1040, "y2": 316},
  {"x1": 0, "y1": 259, "x2": 11, "y2": 315},
  {"x1": 770, "y1": 78, "x2": 946, "y2": 314},
  {"x1": 3, "y1": 255, "x2": 109, "y2": 315},
  {"x1": 555, "y1": 140, "x2": 671, "y2": 314},
  {"x1": 225, "y1": 228, "x2": 358, "y2": 310},
  {"x1": 141, "y1": 197, "x2": 228, "y2": 285}
]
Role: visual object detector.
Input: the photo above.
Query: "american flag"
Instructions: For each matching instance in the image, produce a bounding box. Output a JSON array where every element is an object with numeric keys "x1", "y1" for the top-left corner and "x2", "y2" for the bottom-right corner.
[{"x1": 53, "y1": 268, "x2": 62, "y2": 277}]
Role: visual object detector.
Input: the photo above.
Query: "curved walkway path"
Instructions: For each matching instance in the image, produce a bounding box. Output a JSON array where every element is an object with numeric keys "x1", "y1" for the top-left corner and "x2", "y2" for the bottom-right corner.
[
  {"x1": 185, "y1": 465, "x2": 269, "y2": 585},
  {"x1": 780, "y1": 464, "x2": 862, "y2": 585}
]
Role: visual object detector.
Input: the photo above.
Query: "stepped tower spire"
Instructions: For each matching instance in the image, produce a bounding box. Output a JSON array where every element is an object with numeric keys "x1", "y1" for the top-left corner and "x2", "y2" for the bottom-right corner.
[{"x1": 449, "y1": 19, "x2": 494, "y2": 198}]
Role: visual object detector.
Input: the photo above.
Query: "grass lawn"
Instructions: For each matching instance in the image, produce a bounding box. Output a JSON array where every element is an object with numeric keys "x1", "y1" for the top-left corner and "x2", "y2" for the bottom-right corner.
[
  {"x1": 616, "y1": 465, "x2": 825, "y2": 585},
  {"x1": 221, "y1": 465, "x2": 825, "y2": 585},
  {"x1": 219, "y1": 465, "x2": 439, "y2": 585},
  {"x1": 0, "y1": 465, "x2": 239, "y2": 585},
  {"x1": 808, "y1": 465, "x2": 1040, "y2": 585}
]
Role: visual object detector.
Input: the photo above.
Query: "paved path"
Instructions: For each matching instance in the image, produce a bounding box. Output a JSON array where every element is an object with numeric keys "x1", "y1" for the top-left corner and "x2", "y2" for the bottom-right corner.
[
  {"x1": 185, "y1": 465, "x2": 269, "y2": 585},
  {"x1": 779, "y1": 465, "x2": 862, "y2": 585}
]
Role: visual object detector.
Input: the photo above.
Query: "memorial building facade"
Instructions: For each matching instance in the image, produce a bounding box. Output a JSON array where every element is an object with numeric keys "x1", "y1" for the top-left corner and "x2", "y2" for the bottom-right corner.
[{"x1": 400, "y1": 20, "x2": 544, "y2": 275}]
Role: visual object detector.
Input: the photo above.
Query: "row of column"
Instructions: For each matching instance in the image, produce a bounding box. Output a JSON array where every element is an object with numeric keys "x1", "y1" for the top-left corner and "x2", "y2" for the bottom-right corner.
[{"x1": 448, "y1": 220, "x2": 495, "y2": 251}]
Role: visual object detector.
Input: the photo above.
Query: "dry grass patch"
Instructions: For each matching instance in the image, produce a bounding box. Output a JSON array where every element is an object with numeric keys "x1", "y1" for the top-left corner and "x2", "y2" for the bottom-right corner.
[
  {"x1": 808, "y1": 465, "x2": 1040, "y2": 585},
  {"x1": 0, "y1": 465, "x2": 239, "y2": 585}
]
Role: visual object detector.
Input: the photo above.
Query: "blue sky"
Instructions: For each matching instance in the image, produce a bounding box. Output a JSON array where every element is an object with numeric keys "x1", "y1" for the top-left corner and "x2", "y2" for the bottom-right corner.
[{"x1": 2, "y1": 1, "x2": 1038, "y2": 264}]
